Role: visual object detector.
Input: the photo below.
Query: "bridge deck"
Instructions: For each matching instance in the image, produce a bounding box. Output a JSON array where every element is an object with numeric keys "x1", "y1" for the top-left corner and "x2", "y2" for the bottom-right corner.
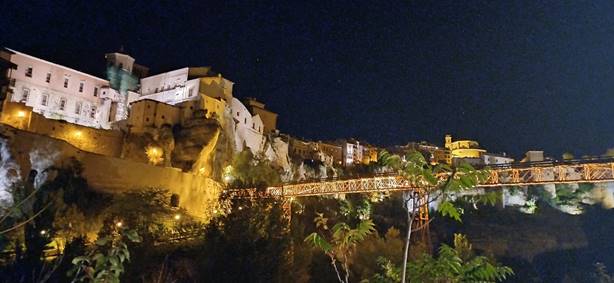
[{"x1": 226, "y1": 161, "x2": 614, "y2": 198}]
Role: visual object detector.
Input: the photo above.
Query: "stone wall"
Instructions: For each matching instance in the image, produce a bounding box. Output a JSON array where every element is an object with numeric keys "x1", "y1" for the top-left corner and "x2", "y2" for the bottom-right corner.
[
  {"x1": 1, "y1": 124, "x2": 222, "y2": 220},
  {"x1": 1, "y1": 102, "x2": 123, "y2": 156}
]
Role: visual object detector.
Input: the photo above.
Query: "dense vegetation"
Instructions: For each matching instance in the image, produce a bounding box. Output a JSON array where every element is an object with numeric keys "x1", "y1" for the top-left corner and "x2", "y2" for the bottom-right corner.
[{"x1": 0, "y1": 151, "x2": 519, "y2": 282}]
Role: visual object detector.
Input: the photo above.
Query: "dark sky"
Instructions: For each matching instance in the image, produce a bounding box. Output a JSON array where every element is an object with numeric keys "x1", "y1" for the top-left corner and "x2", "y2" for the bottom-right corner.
[{"x1": 1, "y1": 1, "x2": 614, "y2": 159}]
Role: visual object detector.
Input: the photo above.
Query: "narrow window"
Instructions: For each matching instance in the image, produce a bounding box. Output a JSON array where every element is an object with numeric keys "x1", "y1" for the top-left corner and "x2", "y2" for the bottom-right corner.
[
  {"x1": 154, "y1": 87, "x2": 158, "y2": 93},
  {"x1": 236, "y1": 112, "x2": 239, "y2": 117},
  {"x1": 9, "y1": 78, "x2": 15, "y2": 87},
  {"x1": 41, "y1": 94, "x2": 48, "y2": 106},
  {"x1": 25, "y1": 66, "x2": 32, "y2": 77},
  {"x1": 93, "y1": 87, "x2": 98, "y2": 97},
  {"x1": 75, "y1": 102, "x2": 82, "y2": 114},
  {"x1": 45, "y1": 73, "x2": 51, "y2": 83},
  {"x1": 21, "y1": 88, "x2": 29, "y2": 102},
  {"x1": 59, "y1": 98, "x2": 67, "y2": 110},
  {"x1": 90, "y1": 106, "x2": 96, "y2": 118},
  {"x1": 64, "y1": 77, "x2": 69, "y2": 88},
  {"x1": 79, "y1": 81, "x2": 84, "y2": 92},
  {"x1": 244, "y1": 118, "x2": 247, "y2": 124},
  {"x1": 188, "y1": 88, "x2": 193, "y2": 97}
]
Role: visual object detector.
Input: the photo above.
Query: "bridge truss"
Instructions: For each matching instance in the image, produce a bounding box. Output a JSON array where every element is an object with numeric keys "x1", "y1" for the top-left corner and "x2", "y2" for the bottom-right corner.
[{"x1": 227, "y1": 161, "x2": 614, "y2": 199}]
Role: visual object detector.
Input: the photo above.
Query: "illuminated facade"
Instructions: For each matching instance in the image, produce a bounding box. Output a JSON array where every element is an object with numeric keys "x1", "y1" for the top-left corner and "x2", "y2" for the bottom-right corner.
[
  {"x1": 342, "y1": 140, "x2": 364, "y2": 167},
  {"x1": 1, "y1": 48, "x2": 124, "y2": 129},
  {"x1": 132, "y1": 67, "x2": 273, "y2": 155},
  {"x1": 444, "y1": 134, "x2": 486, "y2": 165}
]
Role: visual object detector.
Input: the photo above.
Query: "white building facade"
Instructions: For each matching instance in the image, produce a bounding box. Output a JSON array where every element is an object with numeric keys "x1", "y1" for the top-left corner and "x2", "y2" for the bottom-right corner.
[
  {"x1": 132, "y1": 67, "x2": 267, "y2": 155},
  {"x1": 5, "y1": 49, "x2": 122, "y2": 129}
]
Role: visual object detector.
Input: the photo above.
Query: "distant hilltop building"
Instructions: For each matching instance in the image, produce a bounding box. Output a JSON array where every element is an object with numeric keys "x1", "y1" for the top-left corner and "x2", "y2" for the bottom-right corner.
[{"x1": 444, "y1": 134, "x2": 513, "y2": 166}]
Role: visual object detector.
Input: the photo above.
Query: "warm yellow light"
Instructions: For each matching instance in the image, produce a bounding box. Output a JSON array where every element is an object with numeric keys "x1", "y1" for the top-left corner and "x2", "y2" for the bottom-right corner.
[
  {"x1": 238, "y1": 206, "x2": 243, "y2": 210},
  {"x1": 115, "y1": 221, "x2": 123, "y2": 227},
  {"x1": 40, "y1": 230, "x2": 46, "y2": 235},
  {"x1": 145, "y1": 145, "x2": 164, "y2": 165},
  {"x1": 73, "y1": 130, "x2": 82, "y2": 137},
  {"x1": 16, "y1": 111, "x2": 26, "y2": 118},
  {"x1": 174, "y1": 214, "x2": 181, "y2": 220},
  {"x1": 213, "y1": 209, "x2": 218, "y2": 214}
]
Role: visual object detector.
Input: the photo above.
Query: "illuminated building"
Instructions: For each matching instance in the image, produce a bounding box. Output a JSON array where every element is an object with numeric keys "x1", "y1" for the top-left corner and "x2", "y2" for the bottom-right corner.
[
  {"x1": 132, "y1": 67, "x2": 273, "y2": 155},
  {"x1": 244, "y1": 97, "x2": 278, "y2": 134},
  {"x1": 341, "y1": 139, "x2": 363, "y2": 167},
  {"x1": 444, "y1": 134, "x2": 486, "y2": 165},
  {"x1": 0, "y1": 48, "x2": 146, "y2": 130}
]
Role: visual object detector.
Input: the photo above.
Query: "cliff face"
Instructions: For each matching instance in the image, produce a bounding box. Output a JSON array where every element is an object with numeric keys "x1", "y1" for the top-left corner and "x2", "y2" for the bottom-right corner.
[
  {"x1": 172, "y1": 117, "x2": 220, "y2": 173},
  {"x1": 0, "y1": 124, "x2": 223, "y2": 220}
]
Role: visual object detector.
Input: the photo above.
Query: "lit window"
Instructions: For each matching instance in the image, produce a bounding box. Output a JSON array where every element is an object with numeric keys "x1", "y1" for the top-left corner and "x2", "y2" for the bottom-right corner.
[
  {"x1": 64, "y1": 77, "x2": 69, "y2": 88},
  {"x1": 41, "y1": 94, "x2": 48, "y2": 106},
  {"x1": 75, "y1": 102, "x2": 82, "y2": 114},
  {"x1": 59, "y1": 98, "x2": 67, "y2": 111},
  {"x1": 45, "y1": 73, "x2": 51, "y2": 83},
  {"x1": 90, "y1": 106, "x2": 96, "y2": 118},
  {"x1": 25, "y1": 66, "x2": 32, "y2": 77},
  {"x1": 21, "y1": 88, "x2": 29, "y2": 102},
  {"x1": 79, "y1": 81, "x2": 84, "y2": 92},
  {"x1": 93, "y1": 87, "x2": 98, "y2": 97}
]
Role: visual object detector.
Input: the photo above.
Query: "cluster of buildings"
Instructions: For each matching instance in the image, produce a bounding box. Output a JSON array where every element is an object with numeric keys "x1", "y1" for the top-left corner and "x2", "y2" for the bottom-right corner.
[
  {"x1": 0, "y1": 47, "x2": 524, "y2": 172},
  {"x1": 0, "y1": 48, "x2": 279, "y2": 158}
]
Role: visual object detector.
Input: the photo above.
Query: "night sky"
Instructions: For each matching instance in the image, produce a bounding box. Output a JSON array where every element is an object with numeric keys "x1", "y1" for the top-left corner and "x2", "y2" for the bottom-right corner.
[{"x1": 1, "y1": 1, "x2": 614, "y2": 159}]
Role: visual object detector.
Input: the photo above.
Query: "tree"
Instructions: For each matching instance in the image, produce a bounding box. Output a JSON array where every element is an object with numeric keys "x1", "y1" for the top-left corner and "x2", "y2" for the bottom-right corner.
[
  {"x1": 69, "y1": 226, "x2": 141, "y2": 283},
  {"x1": 370, "y1": 234, "x2": 513, "y2": 283},
  {"x1": 228, "y1": 149, "x2": 281, "y2": 189},
  {"x1": 304, "y1": 212, "x2": 376, "y2": 283},
  {"x1": 382, "y1": 151, "x2": 489, "y2": 283}
]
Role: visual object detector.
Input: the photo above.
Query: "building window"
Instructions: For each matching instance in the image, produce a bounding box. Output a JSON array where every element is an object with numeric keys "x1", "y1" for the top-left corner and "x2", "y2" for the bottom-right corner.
[
  {"x1": 64, "y1": 77, "x2": 69, "y2": 88},
  {"x1": 75, "y1": 102, "x2": 82, "y2": 114},
  {"x1": 45, "y1": 73, "x2": 51, "y2": 83},
  {"x1": 188, "y1": 88, "x2": 193, "y2": 97},
  {"x1": 59, "y1": 98, "x2": 67, "y2": 111},
  {"x1": 244, "y1": 118, "x2": 247, "y2": 124},
  {"x1": 21, "y1": 88, "x2": 29, "y2": 102},
  {"x1": 93, "y1": 87, "x2": 98, "y2": 97},
  {"x1": 155, "y1": 88, "x2": 158, "y2": 93},
  {"x1": 41, "y1": 94, "x2": 48, "y2": 106},
  {"x1": 79, "y1": 81, "x2": 84, "y2": 92},
  {"x1": 236, "y1": 112, "x2": 239, "y2": 117},
  {"x1": 253, "y1": 123, "x2": 255, "y2": 129},
  {"x1": 9, "y1": 78, "x2": 15, "y2": 87},
  {"x1": 90, "y1": 106, "x2": 96, "y2": 118},
  {"x1": 25, "y1": 66, "x2": 32, "y2": 77}
]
